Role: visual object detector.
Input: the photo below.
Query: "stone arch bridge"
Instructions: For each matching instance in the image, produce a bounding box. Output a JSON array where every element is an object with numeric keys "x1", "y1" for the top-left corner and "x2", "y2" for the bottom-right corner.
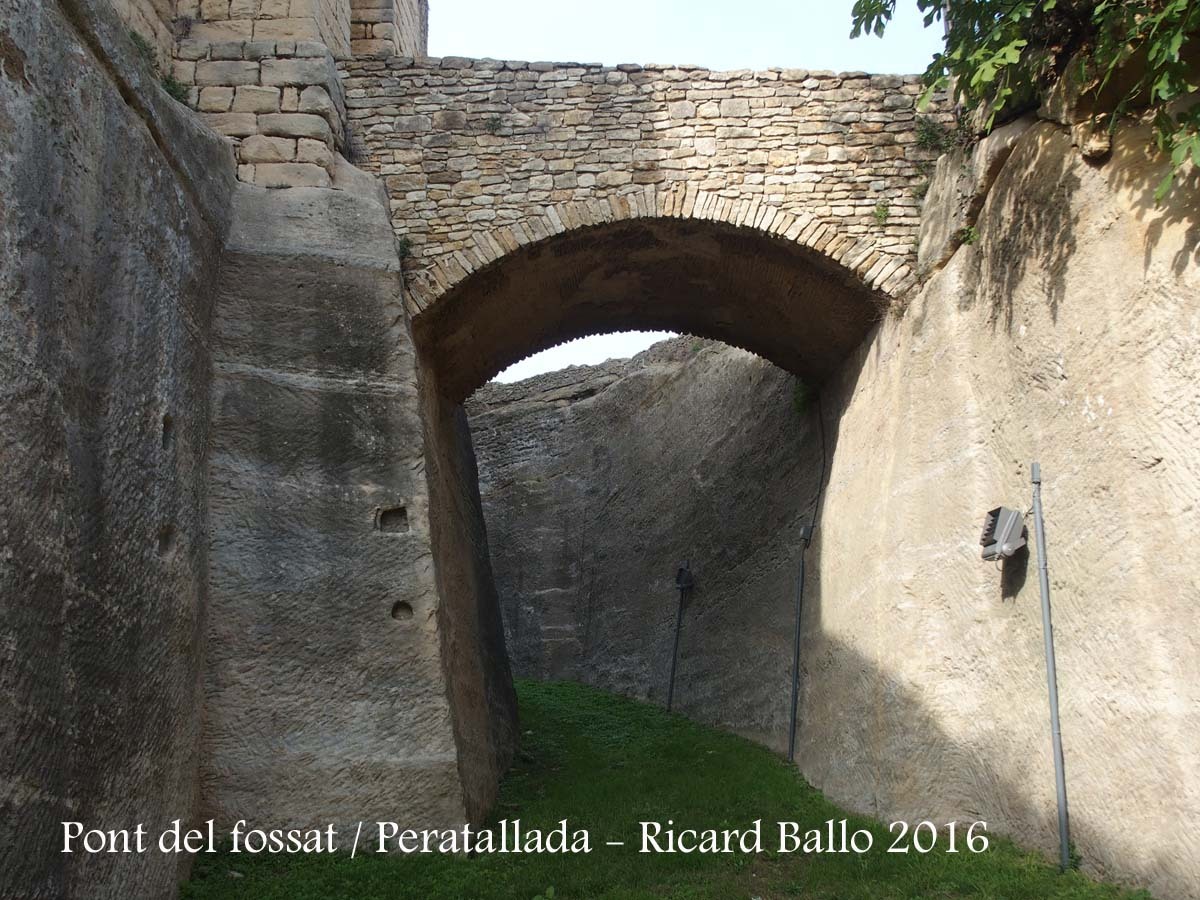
[
  {"x1": 10, "y1": 0, "x2": 1199, "y2": 897},
  {"x1": 343, "y1": 56, "x2": 940, "y2": 323},
  {"x1": 191, "y1": 44, "x2": 954, "y2": 847}
]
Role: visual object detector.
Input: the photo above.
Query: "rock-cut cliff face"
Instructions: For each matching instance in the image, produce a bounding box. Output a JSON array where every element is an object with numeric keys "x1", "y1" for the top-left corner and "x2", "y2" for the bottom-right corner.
[
  {"x1": 468, "y1": 339, "x2": 824, "y2": 750},
  {"x1": 0, "y1": 0, "x2": 235, "y2": 896}
]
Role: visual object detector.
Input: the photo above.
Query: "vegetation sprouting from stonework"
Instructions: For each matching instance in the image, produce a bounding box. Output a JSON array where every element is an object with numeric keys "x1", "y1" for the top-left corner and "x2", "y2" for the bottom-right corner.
[
  {"x1": 128, "y1": 29, "x2": 189, "y2": 103},
  {"x1": 851, "y1": 0, "x2": 1200, "y2": 198}
]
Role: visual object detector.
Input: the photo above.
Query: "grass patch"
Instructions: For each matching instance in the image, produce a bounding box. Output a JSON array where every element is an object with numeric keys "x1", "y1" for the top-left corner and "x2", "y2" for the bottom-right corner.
[{"x1": 182, "y1": 681, "x2": 1150, "y2": 900}]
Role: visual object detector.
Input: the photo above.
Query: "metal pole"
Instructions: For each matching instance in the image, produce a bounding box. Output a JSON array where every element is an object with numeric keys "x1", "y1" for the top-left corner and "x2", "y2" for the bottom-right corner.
[
  {"x1": 1032, "y1": 462, "x2": 1071, "y2": 872},
  {"x1": 786, "y1": 542, "x2": 808, "y2": 762},
  {"x1": 667, "y1": 562, "x2": 691, "y2": 712}
]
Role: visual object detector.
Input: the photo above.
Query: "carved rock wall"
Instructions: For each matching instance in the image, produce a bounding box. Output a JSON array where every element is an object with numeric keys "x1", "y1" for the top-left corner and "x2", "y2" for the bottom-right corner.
[
  {"x1": 468, "y1": 339, "x2": 819, "y2": 749},
  {"x1": 803, "y1": 121, "x2": 1200, "y2": 900},
  {"x1": 0, "y1": 0, "x2": 235, "y2": 895}
]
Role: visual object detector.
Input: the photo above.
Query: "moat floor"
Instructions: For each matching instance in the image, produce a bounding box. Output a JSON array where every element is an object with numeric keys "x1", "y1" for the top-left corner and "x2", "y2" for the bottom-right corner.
[{"x1": 182, "y1": 681, "x2": 1150, "y2": 900}]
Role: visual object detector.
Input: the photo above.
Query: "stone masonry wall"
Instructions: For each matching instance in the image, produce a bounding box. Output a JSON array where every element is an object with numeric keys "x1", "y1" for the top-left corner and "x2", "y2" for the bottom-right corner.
[
  {"x1": 351, "y1": 0, "x2": 426, "y2": 58},
  {"x1": 171, "y1": 0, "x2": 351, "y2": 187},
  {"x1": 342, "y1": 57, "x2": 949, "y2": 314},
  {"x1": 174, "y1": 36, "x2": 348, "y2": 187},
  {"x1": 178, "y1": 0, "x2": 350, "y2": 58}
]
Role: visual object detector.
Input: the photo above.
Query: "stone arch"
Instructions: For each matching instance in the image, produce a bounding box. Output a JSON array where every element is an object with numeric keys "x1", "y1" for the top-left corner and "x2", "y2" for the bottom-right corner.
[
  {"x1": 411, "y1": 202, "x2": 899, "y2": 403},
  {"x1": 406, "y1": 186, "x2": 917, "y2": 325},
  {"x1": 412, "y1": 204, "x2": 901, "y2": 817}
]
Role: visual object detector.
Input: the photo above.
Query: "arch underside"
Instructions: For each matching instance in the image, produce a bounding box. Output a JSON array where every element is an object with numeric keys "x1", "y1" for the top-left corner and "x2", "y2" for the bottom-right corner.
[{"x1": 413, "y1": 217, "x2": 887, "y2": 402}]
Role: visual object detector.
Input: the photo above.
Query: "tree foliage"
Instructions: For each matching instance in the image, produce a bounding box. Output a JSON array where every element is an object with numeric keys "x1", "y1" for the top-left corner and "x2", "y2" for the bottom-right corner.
[{"x1": 851, "y1": 0, "x2": 1200, "y2": 198}]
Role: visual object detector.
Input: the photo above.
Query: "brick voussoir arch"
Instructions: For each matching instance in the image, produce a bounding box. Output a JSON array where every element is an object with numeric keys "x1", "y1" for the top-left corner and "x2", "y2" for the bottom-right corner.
[{"x1": 406, "y1": 184, "x2": 916, "y2": 318}]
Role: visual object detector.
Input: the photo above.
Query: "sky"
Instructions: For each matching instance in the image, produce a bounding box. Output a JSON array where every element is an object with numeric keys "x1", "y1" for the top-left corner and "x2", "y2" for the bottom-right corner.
[{"x1": 428, "y1": 0, "x2": 943, "y2": 383}]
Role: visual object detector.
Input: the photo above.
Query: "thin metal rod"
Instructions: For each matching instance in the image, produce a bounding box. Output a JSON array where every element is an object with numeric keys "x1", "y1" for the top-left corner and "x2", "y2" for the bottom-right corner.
[
  {"x1": 787, "y1": 548, "x2": 806, "y2": 762},
  {"x1": 1032, "y1": 461, "x2": 1071, "y2": 872},
  {"x1": 666, "y1": 567, "x2": 687, "y2": 712}
]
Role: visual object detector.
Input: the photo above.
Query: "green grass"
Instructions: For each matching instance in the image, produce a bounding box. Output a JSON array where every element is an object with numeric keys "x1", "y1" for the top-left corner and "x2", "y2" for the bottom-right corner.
[{"x1": 182, "y1": 681, "x2": 1150, "y2": 900}]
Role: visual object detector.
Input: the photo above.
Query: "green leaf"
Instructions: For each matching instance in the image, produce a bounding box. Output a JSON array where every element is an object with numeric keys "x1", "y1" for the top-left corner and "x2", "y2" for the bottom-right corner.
[{"x1": 1154, "y1": 170, "x2": 1175, "y2": 203}]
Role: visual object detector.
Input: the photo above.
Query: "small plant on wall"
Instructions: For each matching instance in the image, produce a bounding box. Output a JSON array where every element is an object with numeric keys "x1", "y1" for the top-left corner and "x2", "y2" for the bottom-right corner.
[
  {"x1": 873, "y1": 201, "x2": 890, "y2": 224},
  {"x1": 128, "y1": 29, "x2": 189, "y2": 103}
]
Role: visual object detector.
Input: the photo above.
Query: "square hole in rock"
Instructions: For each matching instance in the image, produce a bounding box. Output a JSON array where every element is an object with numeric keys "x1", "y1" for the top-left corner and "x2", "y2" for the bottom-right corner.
[{"x1": 377, "y1": 506, "x2": 409, "y2": 533}]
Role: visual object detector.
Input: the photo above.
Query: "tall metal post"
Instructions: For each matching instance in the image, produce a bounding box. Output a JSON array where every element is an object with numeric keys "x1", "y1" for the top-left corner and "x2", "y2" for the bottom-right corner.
[
  {"x1": 787, "y1": 524, "x2": 813, "y2": 763},
  {"x1": 1032, "y1": 462, "x2": 1071, "y2": 872},
  {"x1": 667, "y1": 562, "x2": 693, "y2": 712}
]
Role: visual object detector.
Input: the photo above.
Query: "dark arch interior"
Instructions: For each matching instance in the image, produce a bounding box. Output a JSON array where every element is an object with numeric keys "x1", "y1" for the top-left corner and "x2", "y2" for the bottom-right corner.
[
  {"x1": 411, "y1": 218, "x2": 885, "y2": 817},
  {"x1": 414, "y1": 218, "x2": 885, "y2": 403}
]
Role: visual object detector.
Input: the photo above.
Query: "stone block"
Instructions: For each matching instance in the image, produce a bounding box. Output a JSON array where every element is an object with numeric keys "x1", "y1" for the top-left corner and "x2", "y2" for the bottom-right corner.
[
  {"x1": 298, "y1": 85, "x2": 338, "y2": 128},
  {"x1": 243, "y1": 41, "x2": 278, "y2": 60},
  {"x1": 432, "y1": 110, "x2": 466, "y2": 130},
  {"x1": 200, "y1": 0, "x2": 230, "y2": 19},
  {"x1": 199, "y1": 86, "x2": 235, "y2": 112},
  {"x1": 176, "y1": 38, "x2": 210, "y2": 61},
  {"x1": 232, "y1": 85, "x2": 281, "y2": 112},
  {"x1": 209, "y1": 41, "x2": 245, "y2": 60},
  {"x1": 252, "y1": 162, "x2": 333, "y2": 187},
  {"x1": 203, "y1": 111, "x2": 259, "y2": 136},
  {"x1": 239, "y1": 134, "x2": 297, "y2": 163},
  {"x1": 352, "y1": 39, "x2": 393, "y2": 58},
  {"x1": 195, "y1": 60, "x2": 260, "y2": 86},
  {"x1": 172, "y1": 60, "x2": 196, "y2": 84},
  {"x1": 393, "y1": 114, "x2": 431, "y2": 132},
  {"x1": 188, "y1": 20, "x2": 254, "y2": 42},
  {"x1": 258, "y1": 112, "x2": 333, "y2": 142},
  {"x1": 719, "y1": 98, "x2": 750, "y2": 116},
  {"x1": 252, "y1": 18, "x2": 322, "y2": 42},
  {"x1": 261, "y1": 57, "x2": 333, "y2": 86},
  {"x1": 296, "y1": 137, "x2": 334, "y2": 167}
]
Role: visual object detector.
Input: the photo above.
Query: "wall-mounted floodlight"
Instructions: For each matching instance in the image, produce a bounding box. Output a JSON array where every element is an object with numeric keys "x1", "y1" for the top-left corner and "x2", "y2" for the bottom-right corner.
[{"x1": 980, "y1": 506, "x2": 1026, "y2": 560}]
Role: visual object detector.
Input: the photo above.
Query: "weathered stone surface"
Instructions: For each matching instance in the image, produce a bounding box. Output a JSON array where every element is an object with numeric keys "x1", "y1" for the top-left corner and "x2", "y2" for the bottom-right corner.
[
  {"x1": 239, "y1": 133, "x2": 295, "y2": 162},
  {"x1": 809, "y1": 121, "x2": 1200, "y2": 900},
  {"x1": 201, "y1": 178, "x2": 505, "y2": 837},
  {"x1": 258, "y1": 111, "x2": 332, "y2": 140},
  {"x1": 0, "y1": 0, "x2": 234, "y2": 897},
  {"x1": 469, "y1": 339, "x2": 819, "y2": 747},
  {"x1": 917, "y1": 114, "x2": 1035, "y2": 274}
]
